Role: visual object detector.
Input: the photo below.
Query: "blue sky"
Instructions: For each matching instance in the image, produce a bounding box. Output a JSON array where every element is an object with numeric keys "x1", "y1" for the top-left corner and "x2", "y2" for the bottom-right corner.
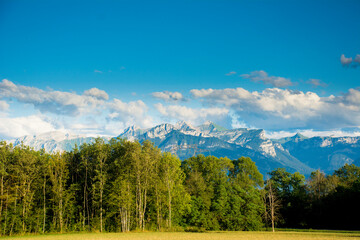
[{"x1": 0, "y1": 0, "x2": 360, "y2": 139}]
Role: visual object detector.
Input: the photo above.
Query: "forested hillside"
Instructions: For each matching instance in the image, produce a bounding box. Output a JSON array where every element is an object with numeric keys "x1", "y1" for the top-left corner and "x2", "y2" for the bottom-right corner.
[{"x1": 0, "y1": 139, "x2": 359, "y2": 235}]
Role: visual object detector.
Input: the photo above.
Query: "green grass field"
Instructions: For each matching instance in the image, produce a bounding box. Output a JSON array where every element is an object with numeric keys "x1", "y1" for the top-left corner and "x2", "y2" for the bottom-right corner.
[{"x1": 2, "y1": 231, "x2": 360, "y2": 240}]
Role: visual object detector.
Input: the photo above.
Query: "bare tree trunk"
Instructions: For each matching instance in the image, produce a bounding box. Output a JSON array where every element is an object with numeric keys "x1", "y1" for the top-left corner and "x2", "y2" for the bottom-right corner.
[
  {"x1": 127, "y1": 206, "x2": 130, "y2": 232},
  {"x1": 136, "y1": 174, "x2": 143, "y2": 230},
  {"x1": 100, "y1": 183, "x2": 103, "y2": 232},
  {"x1": 142, "y1": 189, "x2": 147, "y2": 231},
  {"x1": 59, "y1": 171, "x2": 63, "y2": 233},
  {"x1": 120, "y1": 207, "x2": 129, "y2": 232},
  {"x1": 126, "y1": 182, "x2": 131, "y2": 232},
  {"x1": 3, "y1": 189, "x2": 8, "y2": 236},
  {"x1": 267, "y1": 180, "x2": 277, "y2": 233},
  {"x1": 99, "y1": 165, "x2": 104, "y2": 233},
  {"x1": 0, "y1": 176, "x2": 3, "y2": 234},
  {"x1": 10, "y1": 187, "x2": 18, "y2": 236},
  {"x1": 137, "y1": 186, "x2": 146, "y2": 231},
  {"x1": 43, "y1": 175, "x2": 46, "y2": 234},
  {"x1": 22, "y1": 197, "x2": 26, "y2": 232},
  {"x1": 155, "y1": 184, "x2": 162, "y2": 231},
  {"x1": 83, "y1": 174, "x2": 86, "y2": 231},
  {"x1": 166, "y1": 168, "x2": 172, "y2": 230},
  {"x1": 84, "y1": 164, "x2": 90, "y2": 231},
  {"x1": 168, "y1": 188, "x2": 171, "y2": 229},
  {"x1": 270, "y1": 199, "x2": 275, "y2": 233}
]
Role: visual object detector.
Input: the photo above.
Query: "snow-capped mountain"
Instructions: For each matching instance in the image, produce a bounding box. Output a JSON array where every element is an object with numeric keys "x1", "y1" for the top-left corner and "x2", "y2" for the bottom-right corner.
[
  {"x1": 9, "y1": 121, "x2": 360, "y2": 176},
  {"x1": 11, "y1": 131, "x2": 99, "y2": 152},
  {"x1": 118, "y1": 122, "x2": 360, "y2": 175}
]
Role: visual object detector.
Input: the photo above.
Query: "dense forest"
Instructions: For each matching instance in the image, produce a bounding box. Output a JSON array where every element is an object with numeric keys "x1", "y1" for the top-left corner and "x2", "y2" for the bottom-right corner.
[{"x1": 0, "y1": 138, "x2": 359, "y2": 235}]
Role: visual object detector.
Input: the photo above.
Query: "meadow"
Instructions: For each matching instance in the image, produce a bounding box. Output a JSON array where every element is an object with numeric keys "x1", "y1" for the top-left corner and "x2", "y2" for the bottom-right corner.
[{"x1": 2, "y1": 231, "x2": 360, "y2": 240}]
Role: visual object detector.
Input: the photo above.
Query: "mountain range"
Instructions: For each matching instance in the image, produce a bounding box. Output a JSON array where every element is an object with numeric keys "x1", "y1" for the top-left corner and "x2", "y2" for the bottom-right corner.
[{"x1": 9, "y1": 121, "x2": 360, "y2": 176}]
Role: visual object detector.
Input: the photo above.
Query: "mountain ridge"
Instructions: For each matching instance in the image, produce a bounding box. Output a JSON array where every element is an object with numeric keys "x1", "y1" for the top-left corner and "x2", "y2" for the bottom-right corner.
[{"x1": 9, "y1": 121, "x2": 360, "y2": 176}]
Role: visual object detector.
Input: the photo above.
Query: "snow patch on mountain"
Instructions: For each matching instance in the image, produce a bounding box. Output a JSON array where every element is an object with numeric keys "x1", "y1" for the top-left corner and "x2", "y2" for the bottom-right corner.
[
  {"x1": 320, "y1": 138, "x2": 333, "y2": 147},
  {"x1": 337, "y1": 137, "x2": 359, "y2": 144}
]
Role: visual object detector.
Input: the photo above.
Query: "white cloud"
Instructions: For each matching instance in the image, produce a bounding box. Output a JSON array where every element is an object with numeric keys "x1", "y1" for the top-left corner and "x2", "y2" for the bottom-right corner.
[
  {"x1": 191, "y1": 87, "x2": 253, "y2": 106},
  {"x1": 94, "y1": 69, "x2": 103, "y2": 73},
  {"x1": 344, "y1": 88, "x2": 360, "y2": 105},
  {"x1": 0, "y1": 100, "x2": 9, "y2": 111},
  {"x1": 107, "y1": 99, "x2": 153, "y2": 128},
  {"x1": 0, "y1": 79, "x2": 156, "y2": 136},
  {"x1": 0, "y1": 79, "x2": 106, "y2": 116},
  {"x1": 241, "y1": 70, "x2": 293, "y2": 87},
  {"x1": 307, "y1": 79, "x2": 327, "y2": 88},
  {"x1": 265, "y1": 129, "x2": 360, "y2": 139},
  {"x1": 101, "y1": 120, "x2": 126, "y2": 136},
  {"x1": 83, "y1": 88, "x2": 109, "y2": 100},
  {"x1": 154, "y1": 103, "x2": 228, "y2": 125},
  {"x1": 229, "y1": 111, "x2": 249, "y2": 129},
  {"x1": 354, "y1": 54, "x2": 360, "y2": 66},
  {"x1": 225, "y1": 71, "x2": 237, "y2": 76},
  {"x1": 152, "y1": 91, "x2": 184, "y2": 102},
  {"x1": 191, "y1": 87, "x2": 360, "y2": 131},
  {"x1": 340, "y1": 54, "x2": 353, "y2": 66},
  {"x1": 340, "y1": 54, "x2": 360, "y2": 68},
  {"x1": 0, "y1": 115, "x2": 59, "y2": 139}
]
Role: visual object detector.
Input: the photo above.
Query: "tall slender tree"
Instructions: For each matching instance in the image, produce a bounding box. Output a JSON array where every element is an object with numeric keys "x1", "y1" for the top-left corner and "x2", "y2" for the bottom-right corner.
[
  {"x1": 48, "y1": 153, "x2": 68, "y2": 233},
  {"x1": 91, "y1": 138, "x2": 109, "y2": 232},
  {"x1": 265, "y1": 179, "x2": 281, "y2": 232}
]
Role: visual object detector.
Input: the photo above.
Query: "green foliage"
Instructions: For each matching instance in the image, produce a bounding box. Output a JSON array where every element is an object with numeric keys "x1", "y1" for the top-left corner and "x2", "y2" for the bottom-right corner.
[
  {"x1": 334, "y1": 163, "x2": 360, "y2": 187},
  {"x1": 182, "y1": 156, "x2": 264, "y2": 231},
  {"x1": 0, "y1": 140, "x2": 359, "y2": 235},
  {"x1": 230, "y1": 157, "x2": 264, "y2": 188}
]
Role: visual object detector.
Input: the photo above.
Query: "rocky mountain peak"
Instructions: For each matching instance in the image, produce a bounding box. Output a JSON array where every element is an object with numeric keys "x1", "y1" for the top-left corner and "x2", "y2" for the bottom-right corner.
[
  {"x1": 293, "y1": 133, "x2": 308, "y2": 139},
  {"x1": 174, "y1": 121, "x2": 195, "y2": 131}
]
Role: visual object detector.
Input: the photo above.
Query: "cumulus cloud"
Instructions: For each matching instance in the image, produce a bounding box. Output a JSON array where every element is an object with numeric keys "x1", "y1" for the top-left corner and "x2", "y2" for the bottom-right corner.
[
  {"x1": 191, "y1": 87, "x2": 254, "y2": 107},
  {"x1": 0, "y1": 100, "x2": 9, "y2": 111},
  {"x1": 225, "y1": 71, "x2": 237, "y2": 76},
  {"x1": 0, "y1": 79, "x2": 107, "y2": 116},
  {"x1": 191, "y1": 87, "x2": 360, "y2": 131},
  {"x1": 344, "y1": 88, "x2": 360, "y2": 105},
  {"x1": 107, "y1": 99, "x2": 153, "y2": 128},
  {"x1": 355, "y1": 54, "x2": 360, "y2": 64},
  {"x1": 307, "y1": 79, "x2": 328, "y2": 88},
  {"x1": 340, "y1": 54, "x2": 353, "y2": 66},
  {"x1": 0, "y1": 114, "x2": 59, "y2": 139},
  {"x1": 241, "y1": 70, "x2": 293, "y2": 87},
  {"x1": 83, "y1": 88, "x2": 109, "y2": 100},
  {"x1": 340, "y1": 54, "x2": 360, "y2": 67},
  {"x1": 0, "y1": 79, "x2": 158, "y2": 136},
  {"x1": 152, "y1": 91, "x2": 185, "y2": 102},
  {"x1": 154, "y1": 103, "x2": 228, "y2": 125}
]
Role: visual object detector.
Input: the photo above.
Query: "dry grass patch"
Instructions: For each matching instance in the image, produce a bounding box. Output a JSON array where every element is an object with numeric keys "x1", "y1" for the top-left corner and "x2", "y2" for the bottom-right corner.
[{"x1": 2, "y1": 231, "x2": 360, "y2": 240}]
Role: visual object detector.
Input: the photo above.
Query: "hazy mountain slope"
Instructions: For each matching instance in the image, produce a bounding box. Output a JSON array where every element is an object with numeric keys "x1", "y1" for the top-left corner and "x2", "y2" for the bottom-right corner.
[
  {"x1": 118, "y1": 122, "x2": 315, "y2": 175},
  {"x1": 10, "y1": 121, "x2": 360, "y2": 176},
  {"x1": 12, "y1": 131, "x2": 101, "y2": 152},
  {"x1": 282, "y1": 136, "x2": 360, "y2": 173}
]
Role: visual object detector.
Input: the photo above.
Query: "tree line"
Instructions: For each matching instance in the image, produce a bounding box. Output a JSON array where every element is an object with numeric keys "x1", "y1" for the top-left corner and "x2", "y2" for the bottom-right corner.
[{"x1": 0, "y1": 138, "x2": 359, "y2": 235}]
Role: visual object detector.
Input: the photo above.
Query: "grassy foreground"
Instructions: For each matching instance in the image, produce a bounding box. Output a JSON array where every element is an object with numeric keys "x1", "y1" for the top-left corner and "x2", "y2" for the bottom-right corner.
[{"x1": 2, "y1": 231, "x2": 360, "y2": 240}]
